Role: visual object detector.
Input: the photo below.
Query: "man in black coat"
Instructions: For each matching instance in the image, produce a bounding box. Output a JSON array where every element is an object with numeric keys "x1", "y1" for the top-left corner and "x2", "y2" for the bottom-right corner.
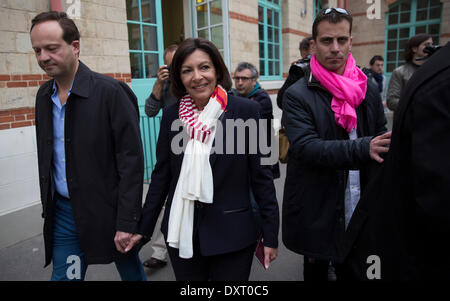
[
  {"x1": 31, "y1": 11, "x2": 145, "y2": 280},
  {"x1": 281, "y1": 8, "x2": 389, "y2": 281},
  {"x1": 343, "y1": 42, "x2": 450, "y2": 280}
]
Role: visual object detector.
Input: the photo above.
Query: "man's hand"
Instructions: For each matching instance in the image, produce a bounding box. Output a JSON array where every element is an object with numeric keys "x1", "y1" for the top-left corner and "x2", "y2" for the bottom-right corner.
[
  {"x1": 114, "y1": 231, "x2": 133, "y2": 253},
  {"x1": 263, "y1": 247, "x2": 278, "y2": 269},
  {"x1": 152, "y1": 65, "x2": 170, "y2": 100},
  {"x1": 370, "y1": 131, "x2": 392, "y2": 163},
  {"x1": 124, "y1": 234, "x2": 143, "y2": 253},
  {"x1": 156, "y1": 64, "x2": 170, "y2": 83}
]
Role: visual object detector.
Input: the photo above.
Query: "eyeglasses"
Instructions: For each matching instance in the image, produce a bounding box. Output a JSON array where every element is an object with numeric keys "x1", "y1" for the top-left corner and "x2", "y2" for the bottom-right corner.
[
  {"x1": 323, "y1": 8, "x2": 349, "y2": 15},
  {"x1": 233, "y1": 76, "x2": 253, "y2": 82}
]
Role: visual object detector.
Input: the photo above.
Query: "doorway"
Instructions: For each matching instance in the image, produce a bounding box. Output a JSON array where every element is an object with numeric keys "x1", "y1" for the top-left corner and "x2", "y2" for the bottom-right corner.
[{"x1": 161, "y1": 0, "x2": 186, "y2": 48}]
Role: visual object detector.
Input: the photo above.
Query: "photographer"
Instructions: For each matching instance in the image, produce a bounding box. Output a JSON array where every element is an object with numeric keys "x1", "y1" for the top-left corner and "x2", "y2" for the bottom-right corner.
[{"x1": 145, "y1": 45, "x2": 178, "y2": 117}]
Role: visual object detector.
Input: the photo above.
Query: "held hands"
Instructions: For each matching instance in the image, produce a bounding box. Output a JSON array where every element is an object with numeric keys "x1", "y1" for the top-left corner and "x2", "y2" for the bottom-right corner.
[
  {"x1": 264, "y1": 247, "x2": 278, "y2": 269},
  {"x1": 369, "y1": 131, "x2": 392, "y2": 163},
  {"x1": 114, "y1": 231, "x2": 143, "y2": 253}
]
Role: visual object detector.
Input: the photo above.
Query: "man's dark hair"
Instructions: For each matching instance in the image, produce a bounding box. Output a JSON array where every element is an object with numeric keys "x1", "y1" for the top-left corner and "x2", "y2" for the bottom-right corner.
[
  {"x1": 170, "y1": 38, "x2": 232, "y2": 99},
  {"x1": 31, "y1": 11, "x2": 80, "y2": 45},
  {"x1": 164, "y1": 44, "x2": 178, "y2": 64},
  {"x1": 312, "y1": 8, "x2": 353, "y2": 40},
  {"x1": 370, "y1": 55, "x2": 384, "y2": 65},
  {"x1": 235, "y1": 62, "x2": 258, "y2": 79},
  {"x1": 405, "y1": 33, "x2": 432, "y2": 62},
  {"x1": 299, "y1": 37, "x2": 313, "y2": 52}
]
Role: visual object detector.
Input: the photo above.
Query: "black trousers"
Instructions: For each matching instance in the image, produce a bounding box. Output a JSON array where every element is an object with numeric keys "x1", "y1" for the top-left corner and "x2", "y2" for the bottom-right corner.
[{"x1": 167, "y1": 237, "x2": 256, "y2": 281}]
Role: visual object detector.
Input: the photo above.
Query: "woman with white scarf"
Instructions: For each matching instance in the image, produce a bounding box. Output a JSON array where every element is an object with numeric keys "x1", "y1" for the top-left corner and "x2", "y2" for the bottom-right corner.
[{"x1": 127, "y1": 38, "x2": 279, "y2": 280}]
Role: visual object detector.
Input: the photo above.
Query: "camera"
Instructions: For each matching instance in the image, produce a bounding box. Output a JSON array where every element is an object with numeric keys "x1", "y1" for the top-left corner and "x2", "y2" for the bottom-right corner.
[{"x1": 416, "y1": 45, "x2": 442, "y2": 61}]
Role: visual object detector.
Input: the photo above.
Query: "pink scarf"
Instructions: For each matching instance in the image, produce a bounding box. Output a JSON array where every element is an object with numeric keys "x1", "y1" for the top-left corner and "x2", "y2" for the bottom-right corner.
[{"x1": 310, "y1": 53, "x2": 367, "y2": 132}]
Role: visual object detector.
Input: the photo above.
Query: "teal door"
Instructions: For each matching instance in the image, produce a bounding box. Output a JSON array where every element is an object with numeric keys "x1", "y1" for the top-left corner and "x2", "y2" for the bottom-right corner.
[{"x1": 126, "y1": 0, "x2": 164, "y2": 181}]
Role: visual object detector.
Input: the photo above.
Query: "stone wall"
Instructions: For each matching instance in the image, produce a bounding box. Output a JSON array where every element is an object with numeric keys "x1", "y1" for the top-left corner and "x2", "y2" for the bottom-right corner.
[
  {"x1": 228, "y1": 0, "x2": 260, "y2": 73},
  {"x1": 0, "y1": 0, "x2": 131, "y2": 116}
]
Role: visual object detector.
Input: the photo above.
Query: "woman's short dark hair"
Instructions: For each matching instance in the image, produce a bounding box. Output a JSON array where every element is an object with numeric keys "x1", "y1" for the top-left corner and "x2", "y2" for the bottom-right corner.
[
  {"x1": 170, "y1": 38, "x2": 232, "y2": 99},
  {"x1": 31, "y1": 11, "x2": 80, "y2": 45},
  {"x1": 404, "y1": 33, "x2": 432, "y2": 62}
]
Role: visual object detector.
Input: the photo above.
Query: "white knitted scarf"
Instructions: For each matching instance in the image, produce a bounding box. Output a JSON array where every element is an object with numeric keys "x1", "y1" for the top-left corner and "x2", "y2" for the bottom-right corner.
[{"x1": 167, "y1": 85, "x2": 227, "y2": 258}]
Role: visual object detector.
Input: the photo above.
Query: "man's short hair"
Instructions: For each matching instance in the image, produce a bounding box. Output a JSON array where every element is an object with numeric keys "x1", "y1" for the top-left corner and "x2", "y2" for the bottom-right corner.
[
  {"x1": 312, "y1": 8, "x2": 353, "y2": 40},
  {"x1": 164, "y1": 44, "x2": 178, "y2": 63},
  {"x1": 31, "y1": 11, "x2": 80, "y2": 45},
  {"x1": 299, "y1": 37, "x2": 313, "y2": 52},
  {"x1": 405, "y1": 33, "x2": 432, "y2": 62},
  {"x1": 235, "y1": 62, "x2": 258, "y2": 79},
  {"x1": 370, "y1": 55, "x2": 384, "y2": 65}
]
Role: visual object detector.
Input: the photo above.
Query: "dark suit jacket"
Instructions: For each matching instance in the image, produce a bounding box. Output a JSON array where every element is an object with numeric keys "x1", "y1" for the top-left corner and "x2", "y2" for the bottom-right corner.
[
  {"x1": 139, "y1": 93, "x2": 279, "y2": 256},
  {"x1": 35, "y1": 61, "x2": 144, "y2": 266},
  {"x1": 344, "y1": 42, "x2": 450, "y2": 280}
]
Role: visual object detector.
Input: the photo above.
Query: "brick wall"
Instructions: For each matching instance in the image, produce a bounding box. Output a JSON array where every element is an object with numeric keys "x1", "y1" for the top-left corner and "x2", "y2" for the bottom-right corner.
[
  {"x1": 442, "y1": 1, "x2": 450, "y2": 45},
  {"x1": 73, "y1": 0, "x2": 131, "y2": 74},
  {"x1": 281, "y1": 0, "x2": 313, "y2": 75},
  {"x1": 0, "y1": 0, "x2": 132, "y2": 129},
  {"x1": 0, "y1": 107, "x2": 35, "y2": 130},
  {"x1": 348, "y1": 0, "x2": 388, "y2": 69},
  {"x1": 228, "y1": 0, "x2": 260, "y2": 73},
  {"x1": 349, "y1": 0, "x2": 450, "y2": 69}
]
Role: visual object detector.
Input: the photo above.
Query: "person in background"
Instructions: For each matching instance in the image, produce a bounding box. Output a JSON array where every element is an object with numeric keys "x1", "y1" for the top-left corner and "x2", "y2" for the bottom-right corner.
[
  {"x1": 281, "y1": 8, "x2": 389, "y2": 281},
  {"x1": 142, "y1": 44, "x2": 178, "y2": 270},
  {"x1": 145, "y1": 45, "x2": 178, "y2": 117},
  {"x1": 363, "y1": 55, "x2": 387, "y2": 109},
  {"x1": 386, "y1": 33, "x2": 432, "y2": 112},
  {"x1": 231, "y1": 61, "x2": 280, "y2": 179},
  {"x1": 126, "y1": 38, "x2": 279, "y2": 281},
  {"x1": 277, "y1": 36, "x2": 313, "y2": 110},
  {"x1": 31, "y1": 11, "x2": 145, "y2": 281}
]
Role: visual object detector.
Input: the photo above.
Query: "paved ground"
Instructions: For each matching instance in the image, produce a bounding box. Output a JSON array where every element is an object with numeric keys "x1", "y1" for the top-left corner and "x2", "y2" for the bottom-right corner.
[{"x1": 0, "y1": 163, "x2": 304, "y2": 281}]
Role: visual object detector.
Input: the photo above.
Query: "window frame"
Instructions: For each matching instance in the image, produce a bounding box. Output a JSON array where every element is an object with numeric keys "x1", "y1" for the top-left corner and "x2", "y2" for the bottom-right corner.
[
  {"x1": 384, "y1": 0, "x2": 442, "y2": 76},
  {"x1": 191, "y1": 0, "x2": 231, "y2": 69},
  {"x1": 126, "y1": 0, "x2": 164, "y2": 80},
  {"x1": 258, "y1": 0, "x2": 283, "y2": 81}
]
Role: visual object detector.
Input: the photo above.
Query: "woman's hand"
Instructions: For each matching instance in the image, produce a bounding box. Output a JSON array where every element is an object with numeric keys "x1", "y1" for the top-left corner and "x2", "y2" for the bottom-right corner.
[
  {"x1": 264, "y1": 247, "x2": 278, "y2": 269},
  {"x1": 124, "y1": 234, "x2": 143, "y2": 253}
]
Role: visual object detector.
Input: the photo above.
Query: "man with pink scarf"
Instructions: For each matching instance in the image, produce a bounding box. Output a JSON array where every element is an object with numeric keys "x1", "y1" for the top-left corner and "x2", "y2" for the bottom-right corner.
[{"x1": 281, "y1": 8, "x2": 391, "y2": 281}]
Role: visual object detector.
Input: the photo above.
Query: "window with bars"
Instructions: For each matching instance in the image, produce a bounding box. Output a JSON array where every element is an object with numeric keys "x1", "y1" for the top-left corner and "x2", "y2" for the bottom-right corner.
[
  {"x1": 385, "y1": 0, "x2": 442, "y2": 73},
  {"x1": 126, "y1": 0, "x2": 162, "y2": 79},
  {"x1": 258, "y1": 0, "x2": 282, "y2": 80},
  {"x1": 193, "y1": 0, "x2": 228, "y2": 61}
]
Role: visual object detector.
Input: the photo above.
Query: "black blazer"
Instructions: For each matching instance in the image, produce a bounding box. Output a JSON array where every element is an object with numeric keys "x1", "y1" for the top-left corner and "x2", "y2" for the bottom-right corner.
[
  {"x1": 139, "y1": 94, "x2": 279, "y2": 256},
  {"x1": 35, "y1": 61, "x2": 144, "y2": 266},
  {"x1": 343, "y1": 42, "x2": 450, "y2": 280}
]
